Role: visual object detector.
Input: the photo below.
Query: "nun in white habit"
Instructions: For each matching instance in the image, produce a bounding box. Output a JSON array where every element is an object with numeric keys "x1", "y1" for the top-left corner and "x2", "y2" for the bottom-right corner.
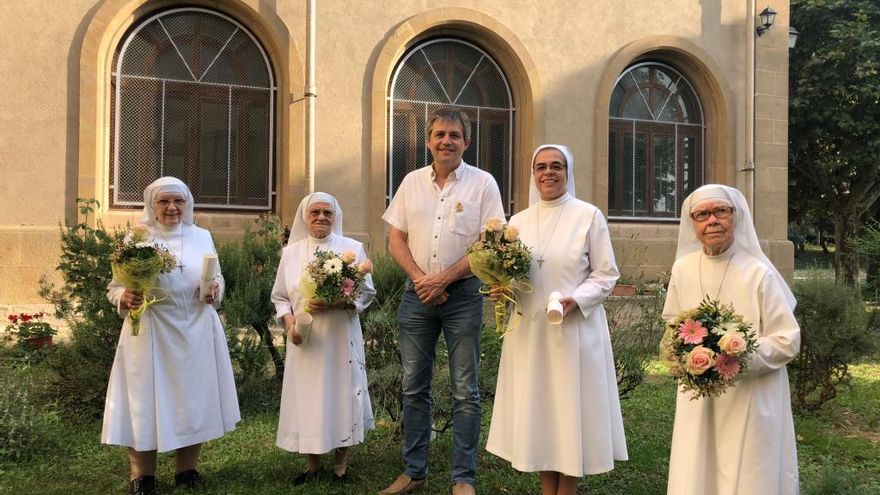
[
  {"x1": 271, "y1": 192, "x2": 376, "y2": 484},
  {"x1": 486, "y1": 145, "x2": 628, "y2": 495},
  {"x1": 103, "y1": 177, "x2": 240, "y2": 494},
  {"x1": 663, "y1": 184, "x2": 800, "y2": 495}
]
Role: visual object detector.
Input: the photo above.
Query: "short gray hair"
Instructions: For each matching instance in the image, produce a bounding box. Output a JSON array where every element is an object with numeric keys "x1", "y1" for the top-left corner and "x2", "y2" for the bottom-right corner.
[{"x1": 425, "y1": 108, "x2": 472, "y2": 143}]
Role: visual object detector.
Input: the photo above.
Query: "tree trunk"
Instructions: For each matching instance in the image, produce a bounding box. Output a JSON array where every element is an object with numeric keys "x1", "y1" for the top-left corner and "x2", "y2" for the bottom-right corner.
[
  {"x1": 253, "y1": 320, "x2": 284, "y2": 382},
  {"x1": 834, "y1": 210, "x2": 862, "y2": 287}
]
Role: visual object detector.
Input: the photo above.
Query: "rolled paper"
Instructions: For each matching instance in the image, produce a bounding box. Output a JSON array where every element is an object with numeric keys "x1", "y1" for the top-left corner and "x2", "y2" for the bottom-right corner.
[
  {"x1": 546, "y1": 291, "x2": 564, "y2": 325},
  {"x1": 199, "y1": 254, "x2": 219, "y2": 301}
]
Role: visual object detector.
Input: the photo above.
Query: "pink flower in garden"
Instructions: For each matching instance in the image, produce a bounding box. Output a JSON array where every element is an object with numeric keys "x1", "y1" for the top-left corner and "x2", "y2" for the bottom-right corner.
[
  {"x1": 714, "y1": 353, "x2": 741, "y2": 380},
  {"x1": 342, "y1": 278, "x2": 355, "y2": 296},
  {"x1": 678, "y1": 319, "x2": 708, "y2": 344}
]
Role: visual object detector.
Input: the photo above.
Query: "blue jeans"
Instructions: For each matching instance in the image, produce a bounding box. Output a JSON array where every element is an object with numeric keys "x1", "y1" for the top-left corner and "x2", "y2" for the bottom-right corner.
[{"x1": 398, "y1": 276, "x2": 483, "y2": 484}]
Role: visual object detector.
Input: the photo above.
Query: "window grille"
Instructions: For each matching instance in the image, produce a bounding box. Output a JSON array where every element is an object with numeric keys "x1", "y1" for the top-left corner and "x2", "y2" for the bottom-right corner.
[
  {"x1": 388, "y1": 38, "x2": 515, "y2": 216},
  {"x1": 110, "y1": 7, "x2": 275, "y2": 210},
  {"x1": 608, "y1": 62, "x2": 704, "y2": 220}
]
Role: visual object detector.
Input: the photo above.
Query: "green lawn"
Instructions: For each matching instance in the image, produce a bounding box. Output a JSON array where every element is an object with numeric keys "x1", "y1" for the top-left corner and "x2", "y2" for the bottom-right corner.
[{"x1": 2, "y1": 362, "x2": 878, "y2": 494}]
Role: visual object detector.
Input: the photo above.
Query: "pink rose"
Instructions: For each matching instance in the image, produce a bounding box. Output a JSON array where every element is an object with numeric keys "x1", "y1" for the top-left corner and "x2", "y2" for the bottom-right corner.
[
  {"x1": 357, "y1": 259, "x2": 373, "y2": 274},
  {"x1": 485, "y1": 218, "x2": 504, "y2": 232},
  {"x1": 340, "y1": 250, "x2": 357, "y2": 264},
  {"x1": 678, "y1": 319, "x2": 708, "y2": 345},
  {"x1": 685, "y1": 346, "x2": 716, "y2": 375},
  {"x1": 718, "y1": 332, "x2": 747, "y2": 355}
]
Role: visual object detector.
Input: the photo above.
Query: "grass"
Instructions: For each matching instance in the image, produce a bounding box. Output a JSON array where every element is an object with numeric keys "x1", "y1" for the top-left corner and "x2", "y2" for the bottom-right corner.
[{"x1": 2, "y1": 361, "x2": 878, "y2": 494}]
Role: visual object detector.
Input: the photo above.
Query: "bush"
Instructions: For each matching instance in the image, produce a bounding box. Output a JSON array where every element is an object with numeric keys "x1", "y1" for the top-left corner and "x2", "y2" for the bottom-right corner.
[
  {"x1": 38, "y1": 199, "x2": 125, "y2": 418},
  {"x1": 606, "y1": 284, "x2": 667, "y2": 398},
  {"x1": 218, "y1": 215, "x2": 285, "y2": 385},
  {"x1": 790, "y1": 274, "x2": 880, "y2": 411}
]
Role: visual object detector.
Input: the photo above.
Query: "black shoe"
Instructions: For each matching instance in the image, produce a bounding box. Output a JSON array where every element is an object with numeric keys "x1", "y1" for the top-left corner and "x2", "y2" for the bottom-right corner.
[
  {"x1": 174, "y1": 470, "x2": 203, "y2": 490},
  {"x1": 130, "y1": 475, "x2": 158, "y2": 495},
  {"x1": 331, "y1": 472, "x2": 349, "y2": 483},
  {"x1": 292, "y1": 468, "x2": 323, "y2": 486}
]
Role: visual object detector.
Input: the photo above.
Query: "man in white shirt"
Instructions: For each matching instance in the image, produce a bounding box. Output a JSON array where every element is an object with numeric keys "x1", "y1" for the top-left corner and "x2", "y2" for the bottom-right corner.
[{"x1": 380, "y1": 108, "x2": 504, "y2": 495}]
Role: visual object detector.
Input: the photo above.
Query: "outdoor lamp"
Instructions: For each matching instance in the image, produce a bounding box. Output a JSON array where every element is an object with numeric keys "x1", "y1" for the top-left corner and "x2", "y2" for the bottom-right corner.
[
  {"x1": 756, "y1": 6, "x2": 777, "y2": 36},
  {"x1": 789, "y1": 26, "x2": 799, "y2": 48}
]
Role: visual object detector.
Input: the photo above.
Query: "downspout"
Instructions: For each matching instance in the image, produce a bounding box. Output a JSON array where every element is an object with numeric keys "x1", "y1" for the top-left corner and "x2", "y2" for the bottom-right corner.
[
  {"x1": 743, "y1": 0, "x2": 757, "y2": 222},
  {"x1": 305, "y1": 0, "x2": 317, "y2": 193}
]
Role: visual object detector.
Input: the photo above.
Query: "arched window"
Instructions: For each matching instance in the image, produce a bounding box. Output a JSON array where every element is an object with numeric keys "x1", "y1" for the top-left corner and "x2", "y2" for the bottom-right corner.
[
  {"x1": 608, "y1": 62, "x2": 704, "y2": 219},
  {"x1": 388, "y1": 38, "x2": 515, "y2": 215},
  {"x1": 110, "y1": 7, "x2": 275, "y2": 210}
]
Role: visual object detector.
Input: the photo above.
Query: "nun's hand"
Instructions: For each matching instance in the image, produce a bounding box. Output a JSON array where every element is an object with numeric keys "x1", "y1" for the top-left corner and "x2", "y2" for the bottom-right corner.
[
  {"x1": 203, "y1": 281, "x2": 220, "y2": 304},
  {"x1": 121, "y1": 289, "x2": 144, "y2": 310}
]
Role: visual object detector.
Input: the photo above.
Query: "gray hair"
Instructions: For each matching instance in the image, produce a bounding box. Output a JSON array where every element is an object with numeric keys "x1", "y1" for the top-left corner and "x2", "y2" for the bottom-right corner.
[{"x1": 425, "y1": 108, "x2": 472, "y2": 143}]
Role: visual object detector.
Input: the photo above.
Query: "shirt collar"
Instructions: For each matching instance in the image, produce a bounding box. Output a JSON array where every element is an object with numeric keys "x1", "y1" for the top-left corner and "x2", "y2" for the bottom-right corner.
[{"x1": 429, "y1": 160, "x2": 468, "y2": 183}]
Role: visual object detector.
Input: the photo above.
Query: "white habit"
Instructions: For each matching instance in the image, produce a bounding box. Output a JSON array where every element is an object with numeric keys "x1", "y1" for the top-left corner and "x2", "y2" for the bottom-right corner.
[
  {"x1": 486, "y1": 195, "x2": 628, "y2": 476},
  {"x1": 102, "y1": 224, "x2": 240, "y2": 452},
  {"x1": 663, "y1": 248, "x2": 800, "y2": 495},
  {"x1": 271, "y1": 233, "x2": 376, "y2": 454}
]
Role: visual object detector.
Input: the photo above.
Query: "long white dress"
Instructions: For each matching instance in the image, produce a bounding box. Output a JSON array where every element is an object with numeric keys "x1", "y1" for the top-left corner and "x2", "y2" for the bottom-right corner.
[
  {"x1": 271, "y1": 233, "x2": 376, "y2": 454},
  {"x1": 663, "y1": 248, "x2": 800, "y2": 495},
  {"x1": 486, "y1": 195, "x2": 628, "y2": 477},
  {"x1": 102, "y1": 224, "x2": 240, "y2": 452}
]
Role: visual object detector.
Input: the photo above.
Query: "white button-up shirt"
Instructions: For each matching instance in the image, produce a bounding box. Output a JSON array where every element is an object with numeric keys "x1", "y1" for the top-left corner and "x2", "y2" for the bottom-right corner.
[{"x1": 383, "y1": 161, "x2": 505, "y2": 275}]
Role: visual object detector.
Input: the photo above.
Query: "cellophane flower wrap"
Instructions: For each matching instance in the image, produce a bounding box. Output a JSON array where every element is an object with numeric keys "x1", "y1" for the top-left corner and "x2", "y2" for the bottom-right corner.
[
  {"x1": 466, "y1": 218, "x2": 532, "y2": 337},
  {"x1": 110, "y1": 225, "x2": 177, "y2": 336},
  {"x1": 299, "y1": 249, "x2": 371, "y2": 310},
  {"x1": 659, "y1": 296, "x2": 758, "y2": 400}
]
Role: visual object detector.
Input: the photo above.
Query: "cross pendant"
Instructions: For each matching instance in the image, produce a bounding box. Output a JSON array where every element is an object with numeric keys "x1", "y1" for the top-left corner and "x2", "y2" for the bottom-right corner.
[
  {"x1": 177, "y1": 263, "x2": 186, "y2": 273},
  {"x1": 537, "y1": 258, "x2": 545, "y2": 268}
]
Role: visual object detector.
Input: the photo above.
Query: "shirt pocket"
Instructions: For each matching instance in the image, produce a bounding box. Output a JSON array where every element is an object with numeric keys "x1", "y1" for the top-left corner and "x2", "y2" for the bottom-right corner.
[{"x1": 449, "y1": 200, "x2": 480, "y2": 237}]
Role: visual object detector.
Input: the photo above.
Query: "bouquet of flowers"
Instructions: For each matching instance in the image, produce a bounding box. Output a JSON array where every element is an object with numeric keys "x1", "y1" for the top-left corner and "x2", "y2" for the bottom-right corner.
[
  {"x1": 466, "y1": 218, "x2": 532, "y2": 337},
  {"x1": 660, "y1": 296, "x2": 758, "y2": 399},
  {"x1": 111, "y1": 225, "x2": 177, "y2": 336},
  {"x1": 299, "y1": 249, "x2": 372, "y2": 310}
]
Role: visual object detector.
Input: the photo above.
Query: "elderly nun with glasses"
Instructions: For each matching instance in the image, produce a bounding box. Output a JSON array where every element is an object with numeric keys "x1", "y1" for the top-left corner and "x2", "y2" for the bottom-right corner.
[
  {"x1": 270, "y1": 192, "x2": 376, "y2": 485},
  {"x1": 486, "y1": 145, "x2": 628, "y2": 495},
  {"x1": 663, "y1": 184, "x2": 800, "y2": 495},
  {"x1": 102, "y1": 177, "x2": 240, "y2": 495}
]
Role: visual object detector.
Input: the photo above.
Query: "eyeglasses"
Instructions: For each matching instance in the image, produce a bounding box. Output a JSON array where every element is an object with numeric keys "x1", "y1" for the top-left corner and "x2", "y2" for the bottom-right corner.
[
  {"x1": 156, "y1": 199, "x2": 186, "y2": 208},
  {"x1": 533, "y1": 162, "x2": 566, "y2": 174},
  {"x1": 690, "y1": 206, "x2": 735, "y2": 222},
  {"x1": 307, "y1": 208, "x2": 334, "y2": 218}
]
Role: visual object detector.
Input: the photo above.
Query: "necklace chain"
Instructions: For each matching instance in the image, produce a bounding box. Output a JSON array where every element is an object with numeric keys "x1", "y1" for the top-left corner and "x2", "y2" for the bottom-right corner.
[
  {"x1": 534, "y1": 202, "x2": 567, "y2": 269},
  {"x1": 699, "y1": 251, "x2": 735, "y2": 299}
]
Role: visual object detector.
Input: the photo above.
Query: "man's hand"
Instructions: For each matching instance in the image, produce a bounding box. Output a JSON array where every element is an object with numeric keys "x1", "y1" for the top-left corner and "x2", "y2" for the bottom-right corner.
[{"x1": 413, "y1": 272, "x2": 450, "y2": 304}]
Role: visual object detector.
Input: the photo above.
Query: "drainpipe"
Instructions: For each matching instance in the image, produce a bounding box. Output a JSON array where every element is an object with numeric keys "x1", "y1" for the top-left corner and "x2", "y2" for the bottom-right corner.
[
  {"x1": 743, "y1": 0, "x2": 757, "y2": 222},
  {"x1": 305, "y1": 0, "x2": 317, "y2": 193}
]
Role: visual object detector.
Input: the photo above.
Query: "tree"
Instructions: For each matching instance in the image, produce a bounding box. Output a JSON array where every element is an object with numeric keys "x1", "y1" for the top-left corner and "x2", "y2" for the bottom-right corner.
[{"x1": 789, "y1": 0, "x2": 880, "y2": 285}]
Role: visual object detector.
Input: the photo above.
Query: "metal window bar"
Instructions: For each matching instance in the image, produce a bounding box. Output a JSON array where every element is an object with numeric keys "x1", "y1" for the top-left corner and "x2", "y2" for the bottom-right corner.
[
  {"x1": 387, "y1": 38, "x2": 515, "y2": 216},
  {"x1": 111, "y1": 7, "x2": 275, "y2": 210},
  {"x1": 608, "y1": 62, "x2": 705, "y2": 221}
]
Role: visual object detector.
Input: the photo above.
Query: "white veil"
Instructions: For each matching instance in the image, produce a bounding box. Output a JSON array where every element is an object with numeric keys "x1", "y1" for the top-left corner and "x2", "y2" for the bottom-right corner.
[
  {"x1": 676, "y1": 184, "x2": 796, "y2": 309},
  {"x1": 288, "y1": 192, "x2": 343, "y2": 245}
]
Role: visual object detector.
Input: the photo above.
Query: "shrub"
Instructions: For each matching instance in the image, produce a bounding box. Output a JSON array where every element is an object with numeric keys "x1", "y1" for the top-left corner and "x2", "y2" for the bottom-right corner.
[
  {"x1": 38, "y1": 199, "x2": 125, "y2": 418},
  {"x1": 606, "y1": 284, "x2": 667, "y2": 398},
  {"x1": 789, "y1": 273, "x2": 880, "y2": 411},
  {"x1": 217, "y1": 215, "x2": 285, "y2": 384}
]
